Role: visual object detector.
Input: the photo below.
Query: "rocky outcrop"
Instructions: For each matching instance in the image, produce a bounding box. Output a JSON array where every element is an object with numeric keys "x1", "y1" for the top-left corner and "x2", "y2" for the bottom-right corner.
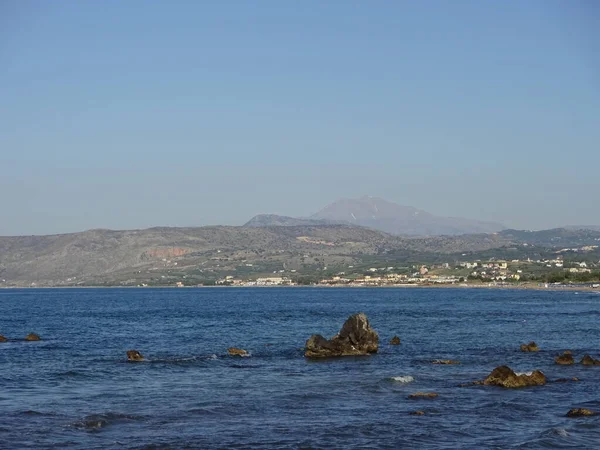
[
  {"x1": 483, "y1": 365, "x2": 546, "y2": 388},
  {"x1": 520, "y1": 342, "x2": 539, "y2": 352},
  {"x1": 305, "y1": 313, "x2": 379, "y2": 358},
  {"x1": 566, "y1": 408, "x2": 597, "y2": 417},
  {"x1": 408, "y1": 392, "x2": 439, "y2": 399},
  {"x1": 25, "y1": 333, "x2": 41, "y2": 341},
  {"x1": 0, "y1": 335, "x2": 8, "y2": 343},
  {"x1": 389, "y1": 336, "x2": 401, "y2": 345},
  {"x1": 227, "y1": 348, "x2": 249, "y2": 357},
  {"x1": 432, "y1": 359, "x2": 460, "y2": 365},
  {"x1": 126, "y1": 350, "x2": 144, "y2": 361},
  {"x1": 581, "y1": 354, "x2": 600, "y2": 366},
  {"x1": 555, "y1": 351, "x2": 574, "y2": 365}
]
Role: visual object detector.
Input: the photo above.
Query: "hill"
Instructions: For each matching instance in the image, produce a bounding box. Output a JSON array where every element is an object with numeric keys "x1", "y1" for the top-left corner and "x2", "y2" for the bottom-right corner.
[
  {"x1": 0, "y1": 225, "x2": 507, "y2": 287},
  {"x1": 1, "y1": 225, "x2": 598, "y2": 287}
]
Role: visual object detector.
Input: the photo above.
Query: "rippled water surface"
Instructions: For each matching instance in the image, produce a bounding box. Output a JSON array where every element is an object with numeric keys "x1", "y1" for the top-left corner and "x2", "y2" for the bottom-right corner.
[{"x1": 1, "y1": 287, "x2": 599, "y2": 449}]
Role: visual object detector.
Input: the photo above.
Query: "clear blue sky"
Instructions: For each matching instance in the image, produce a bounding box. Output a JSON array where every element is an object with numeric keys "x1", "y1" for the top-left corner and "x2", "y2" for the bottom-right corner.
[{"x1": 1, "y1": 0, "x2": 599, "y2": 235}]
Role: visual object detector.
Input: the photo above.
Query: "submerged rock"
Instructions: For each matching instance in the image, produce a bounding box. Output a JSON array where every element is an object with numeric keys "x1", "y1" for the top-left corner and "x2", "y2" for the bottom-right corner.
[
  {"x1": 555, "y1": 351, "x2": 574, "y2": 365},
  {"x1": 432, "y1": 359, "x2": 460, "y2": 365},
  {"x1": 458, "y1": 380, "x2": 484, "y2": 387},
  {"x1": 520, "y1": 341, "x2": 539, "y2": 352},
  {"x1": 566, "y1": 408, "x2": 597, "y2": 418},
  {"x1": 555, "y1": 377, "x2": 580, "y2": 383},
  {"x1": 389, "y1": 336, "x2": 401, "y2": 345},
  {"x1": 0, "y1": 335, "x2": 8, "y2": 343},
  {"x1": 126, "y1": 350, "x2": 144, "y2": 361},
  {"x1": 580, "y1": 354, "x2": 600, "y2": 366},
  {"x1": 483, "y1": 365, "x2": 546, "y2": 388},
  {"x1": 408, "y1": 392, "x2": 439, "y2": 400},
  {"x1": 305, "y1": 313, "x2": 379, "y2": 358},
  {"x1": 227, "y1": 347, "x2": 249, "y2": 357},
  {"x1": 24, "y1": 333, "x2": 41, "y2": 341},
  {"x1": 409, "y1": 410, "x2": 426, "y2": 416}
]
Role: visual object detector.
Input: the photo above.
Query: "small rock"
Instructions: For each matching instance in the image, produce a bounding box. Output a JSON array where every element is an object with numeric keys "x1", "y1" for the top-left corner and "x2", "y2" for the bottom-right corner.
[
  {"x1": 389, "y1": 336, "x2": 401, "y2": 345},
  {"x1": 25, "y1": 333, "x2": 41, "y2": 341},
  {"x1": 432, "y1": 359, "x2": 460, "y2": 365},
  {"x1": 483, "y1": 365, "x2": 546, "y2": 388},
  {"x1": 126, "y1": 350, "x2": 144, "y2": 361},
  {"x1": 555, "y1": 351, "x2": 574, "y2": 365},
  {"x1": 228, "y1": 347, "x2": 249, "y2": 357},
  {"x1": 566, "y1": 408, "x2": 597, "y2": 418},
  {"x1": 520, "y1": 341, "x2": 539, "y2": 352},
  {"x1": 580, "y1": 354, "x2": 600, "y2": 366},
  {"x1": 0, "y1": 335, "x2": 8, "y2": 343},
  {"x1": 409, "y1": 410, "x2": 425, "y2": 415},
  {"x1": 305, "y1": 313, "x2": 379, "y2": 358},
  {"x1": 408, "y1": 392, "x2": 439, "y2": 399},
  {"x1": 555, "y1": 377, "x2": 580, "y2": 383}
]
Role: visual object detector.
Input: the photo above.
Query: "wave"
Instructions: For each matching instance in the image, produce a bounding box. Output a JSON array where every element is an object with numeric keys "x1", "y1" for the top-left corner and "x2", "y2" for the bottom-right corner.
[{"x1": 388, "y1": 376, "x2": 415, "y2": 383}]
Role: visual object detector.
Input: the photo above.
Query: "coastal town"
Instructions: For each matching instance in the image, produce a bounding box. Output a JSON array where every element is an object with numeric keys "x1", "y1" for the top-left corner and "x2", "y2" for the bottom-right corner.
[{"x1": 210, "y1": 249, "x2": 600, "y2": 289}]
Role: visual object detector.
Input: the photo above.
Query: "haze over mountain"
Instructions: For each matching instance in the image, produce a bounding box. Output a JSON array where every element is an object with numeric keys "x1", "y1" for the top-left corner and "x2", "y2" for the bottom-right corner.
[{"x1": 246, "y1": 196, "x2": 506, "y2": 236}]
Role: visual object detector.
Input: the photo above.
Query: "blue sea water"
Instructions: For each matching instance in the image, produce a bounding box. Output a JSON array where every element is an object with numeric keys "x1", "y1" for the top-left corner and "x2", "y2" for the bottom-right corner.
[{"x1": 1, "y1": 287, "x2": 599, "y2": 449}]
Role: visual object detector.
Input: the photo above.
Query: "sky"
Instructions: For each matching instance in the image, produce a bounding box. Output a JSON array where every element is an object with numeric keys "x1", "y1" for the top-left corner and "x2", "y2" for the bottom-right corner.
[{"x1": 1, "y1": 0, "x2": 599, "y2": 236}]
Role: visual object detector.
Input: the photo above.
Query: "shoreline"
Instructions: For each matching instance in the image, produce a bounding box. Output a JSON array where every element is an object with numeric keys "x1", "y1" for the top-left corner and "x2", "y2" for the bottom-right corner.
[{"x1": 1, "y1": 283, "x2": 598, "y2": 292}]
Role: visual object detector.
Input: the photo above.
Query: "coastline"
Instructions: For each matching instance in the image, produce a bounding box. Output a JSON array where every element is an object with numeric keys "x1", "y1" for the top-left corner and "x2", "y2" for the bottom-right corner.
[{"x1": 1, "y1": 283, "x2": 598, "y2": 291}]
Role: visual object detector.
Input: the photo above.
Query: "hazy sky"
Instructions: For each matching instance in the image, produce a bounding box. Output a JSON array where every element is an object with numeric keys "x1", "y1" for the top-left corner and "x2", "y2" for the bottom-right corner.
[{"x1": 1, "y1": 1, "x2": 599, "y2": 236}]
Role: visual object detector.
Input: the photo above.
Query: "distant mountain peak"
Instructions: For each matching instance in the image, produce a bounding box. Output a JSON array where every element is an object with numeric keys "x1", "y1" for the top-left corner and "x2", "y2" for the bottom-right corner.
[{"x1": 310, "y1": 196, "x2": 505, "y2": 236}]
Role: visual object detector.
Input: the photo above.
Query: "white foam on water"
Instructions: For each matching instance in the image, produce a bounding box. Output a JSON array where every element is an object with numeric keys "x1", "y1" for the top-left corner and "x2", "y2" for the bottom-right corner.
[
  {"x1": 515, "y1": 371, "x2": 533, "y2": 376},
  {"x1": 389, "y1": 376, "x2": 415, "y2": 383}
]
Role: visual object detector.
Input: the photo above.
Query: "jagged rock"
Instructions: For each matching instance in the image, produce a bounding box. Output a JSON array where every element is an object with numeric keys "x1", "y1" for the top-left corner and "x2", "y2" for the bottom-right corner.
[
  {"x1": 0, "y1": 335, "x2": 8, "y2": 343},
  {"x1": 432, "y1": 359, "x2": 460, "y2": 365},
  {"x1": 389, "y1": 336, "x2": 401, "y2": 345},
  {"x1": 520, "y1": 341, "x2": 539, "y2": 352},
  {"x1": 409, "y1": 410, "x2": 426, "y2": 415},
  {"x1": 581, "y1": 354, "x2": 600, "y2": 366},
  {"x1": 305, "y1": 313, "x2": 379, "y2": 358},
  {"x1": 25, "y1": 333, "x2": 41, "y2": 341},
  {"x1": 566, "y1": 408, "x2": 597, "y2": 418},
  {"x1": 228, "y1": 347, "x2": 249, "y2": 357},
  {"x1": 126, "y1": 350, "x2": 144, "y2": 361},
  {"x1": 483, "y1": 365, "x2": 546, "y2": 388},
  {"x1": 555, "y1": 377, "x2": 580, "y2": 383},
  {"x1": 408, "y1": 392, "x2": 439, "y2": 399},
  {"x1": 555, "y1": 351, "x2": 574, "y2": 365}
]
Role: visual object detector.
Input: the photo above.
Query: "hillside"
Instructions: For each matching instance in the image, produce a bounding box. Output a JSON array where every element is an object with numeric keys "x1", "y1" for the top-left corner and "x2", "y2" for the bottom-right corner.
[
  {"x1": 0, "y1": 225, "x2": 508, "y2": 287},
  {"x1": 1, "y1": 225, "x2": 599, "y2": 287}
]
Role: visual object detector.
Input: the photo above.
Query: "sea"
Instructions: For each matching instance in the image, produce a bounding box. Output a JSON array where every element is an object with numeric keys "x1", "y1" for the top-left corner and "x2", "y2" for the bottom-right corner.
[{"x1": 1, "y1": 287, "x2": 599, "y2": 449}]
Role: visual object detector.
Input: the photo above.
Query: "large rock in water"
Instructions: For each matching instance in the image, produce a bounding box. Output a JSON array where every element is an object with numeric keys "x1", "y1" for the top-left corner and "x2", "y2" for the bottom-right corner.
[
  {"x1": 305, "y1": 313, "x2": 379, "y2": 358},
  {"x1": 483, "y1": 365, "x2": 546, "y2": 388},
  {"x1": 0, "y1": 335, "x2": 8, "y2": 343}
]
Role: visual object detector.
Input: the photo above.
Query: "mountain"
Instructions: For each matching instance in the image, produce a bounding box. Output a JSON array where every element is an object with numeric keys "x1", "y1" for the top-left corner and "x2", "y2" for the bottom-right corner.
[
  {"x1": 244, "y1": 214, "x2": 334, "y2": 228},
  {"x1": 311, "y1": 196, "x2": 505, "y2": 236}
]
